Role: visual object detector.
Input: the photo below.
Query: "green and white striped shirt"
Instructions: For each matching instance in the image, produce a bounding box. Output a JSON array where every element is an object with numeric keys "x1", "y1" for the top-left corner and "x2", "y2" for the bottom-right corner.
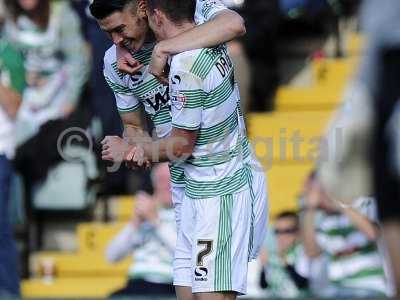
[
  {"x1": 103, "y1": 0, "x2": 228, "y2": 187},
  {"x1": 169, "y1": 44, "x2": 255, "y2": 198},
  {"x1": 315, "y1": 197, "x2": 386, "y2": 294}
]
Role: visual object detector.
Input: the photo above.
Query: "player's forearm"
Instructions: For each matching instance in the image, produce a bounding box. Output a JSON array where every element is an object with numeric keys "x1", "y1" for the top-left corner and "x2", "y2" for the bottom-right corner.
[
  {"x1": 120, "y1": 111, "x2": 151, "y2": 144},
  {"x1": 156, "y1": 10, "x2": 246, "y2": 56},
  {"x1": 123, "y1": 124, "x2": 151, "y2": 144},
  {"x1": 341, "y1": 207, "x2": 380, "y2": 240},
  {"x1": 301, "y1": 209, "x2": 323, "y2": 258},
  {"x1": 142, "y1": 136, "x2": 192, "y2": 163},
  {"x1": 0, "y1": 85, "x2": 22, "y2": 119},
  {"x1": 106, "y1": 224, "x2": 138, "y2": 263}
]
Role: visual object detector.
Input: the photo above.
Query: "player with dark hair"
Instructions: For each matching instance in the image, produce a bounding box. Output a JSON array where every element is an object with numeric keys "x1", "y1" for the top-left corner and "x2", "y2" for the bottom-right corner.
[
  {"x1": 102, "y1": 1, "x2": 268, "y2": 299},
  {"x1": 90, "y1": 1, "x2": 249, "y2": 299}
]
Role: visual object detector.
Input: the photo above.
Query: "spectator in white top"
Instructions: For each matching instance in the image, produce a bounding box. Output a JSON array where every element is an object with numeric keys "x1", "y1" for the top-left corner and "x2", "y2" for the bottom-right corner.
[
  {"x1": 301, "y1": 172, "x2": 387, "y2": 298},
  {"x1": 106, "y1": 163, "x2": 176, "y2": 297}
]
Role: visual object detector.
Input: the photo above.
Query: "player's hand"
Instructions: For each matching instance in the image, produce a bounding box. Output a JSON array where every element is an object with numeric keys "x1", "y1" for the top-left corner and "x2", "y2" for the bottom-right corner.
[
  {"x1": 135, "y1": 191, "x2": 158, "y2": 224},
  {"x1": 127, "y1": 145, "x2": 150, "y2": 168},
  {"x1": 116, "y1": 45, "x2": 143, "y2": 75},
  {"x1": 101, "y1": 136, "x2": 132, "y2": 162},
  {"x1": 125, "y1": 158, "x2": 151, "y2": 170},
  {"x1": 149, "y1": 43, "x2": 169, "y2": 85}
]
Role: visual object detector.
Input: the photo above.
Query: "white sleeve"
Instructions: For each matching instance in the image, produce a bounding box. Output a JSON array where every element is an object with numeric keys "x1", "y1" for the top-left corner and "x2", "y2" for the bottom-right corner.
[
  {"x1": 103, "y1": 55, "x2": 141, "y2": 114},
  {"x1": 353, "y1": 197, "x2": 379, "y2": 222},
  {"x1": 105, "y1": 224, "x2": 143, "y2": 263},
  {"x1": 170, "y1": 69, "x2": 206, "y2": 131},
  {"x1": 195, "y1": 0, "x2": 227, "y2": 24}
]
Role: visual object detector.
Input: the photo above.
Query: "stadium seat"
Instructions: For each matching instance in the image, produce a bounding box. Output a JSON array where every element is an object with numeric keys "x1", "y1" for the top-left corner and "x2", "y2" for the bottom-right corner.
[
  {"x1": 109, "y1": 195, "x2": 135, "y2": 222},
  {"x1": 347, "y1": 32, "x2": 365, "y2": 56},
  {"x1": 32, "y1": 251, "x2": 130, "y2": 278},
  {"x1": 22, "y1": 277, "x2": 126, "y2": 299},
  {"x1": 275, "y1": 86, "x2": 343, "y2": 111},
  {"x1": 77, "y1": 222, "x2": 126, "y2": 254},
  {"x1": 248, "y1": 111, "x2": 334, "y2": 164},
  {"x1": 267, "y1": 162, "x2": 314, "y2": 218},
  {"x1": 312, "y1": 57, "x2": 359, "y2": 89}
]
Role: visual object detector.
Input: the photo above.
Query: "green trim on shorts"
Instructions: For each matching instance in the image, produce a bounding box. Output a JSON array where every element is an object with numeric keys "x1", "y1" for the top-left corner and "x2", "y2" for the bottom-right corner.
[
  {"x1": 244, "y1": 164, "x2": 255, "y2": 259},
  {"x1": 214, "y1": 194, "x2": 233, "y2": 291}
]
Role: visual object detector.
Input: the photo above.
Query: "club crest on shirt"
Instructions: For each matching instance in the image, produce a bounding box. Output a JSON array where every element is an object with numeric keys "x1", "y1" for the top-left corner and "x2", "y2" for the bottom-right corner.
[{"x1": 171, "y1": 90, "x2": 186, "y2": 110}]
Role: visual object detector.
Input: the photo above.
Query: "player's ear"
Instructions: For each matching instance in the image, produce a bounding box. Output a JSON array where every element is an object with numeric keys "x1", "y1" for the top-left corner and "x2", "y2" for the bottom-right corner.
[
  {"x1": 137, "y1": 0, "x2": 147, "y2": 18},
  {"x1": 153, "y1": 8, "x2": 164, "y2": 26}
]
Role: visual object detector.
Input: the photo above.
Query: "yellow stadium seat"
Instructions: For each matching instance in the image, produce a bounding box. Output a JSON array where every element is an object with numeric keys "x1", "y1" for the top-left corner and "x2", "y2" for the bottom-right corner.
[
  {"x1": 312, "y1": 57, "x2": 359, "y2": 89},
  {"x1": 347, "y1": 33, "x2": 365, "y2": 56},
  {"x1": 248, "y1": 111, "x2": 333, "y2": 164},
  {"x1": 77, "y1": 222, "x2": 126, "y2": 254},
  {"x1": 275, "y1": 86, "x2": 343, "y2": 111},
  {"x1": 22, "y1": 277, "x2": 126, "y2": 299},
  {"x1": 267, "y1": 162, "x2": 314, "y2": 218},
  {"x1": 33, "y1": 251, "x2": 130, "y2": 278},
  {"x1": 110, "y1": 195, "x2": 135, "y2": 221}
]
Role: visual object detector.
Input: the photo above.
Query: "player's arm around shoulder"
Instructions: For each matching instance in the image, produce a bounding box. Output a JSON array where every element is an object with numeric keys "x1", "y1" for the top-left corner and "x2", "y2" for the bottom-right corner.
[{"x1": 149, "y1": 1, "x2": 245, "y2": 81}]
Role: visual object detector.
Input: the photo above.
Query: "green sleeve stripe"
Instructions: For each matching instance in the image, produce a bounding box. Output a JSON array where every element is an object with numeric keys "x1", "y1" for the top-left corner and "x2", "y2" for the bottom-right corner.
[
  {"x1": 172, "y1": 123, "x2": 200, "y2": 131},
  {"x1": 105, "y1": 76, "x2": 134, "y2": 95},
  {"x1": 181, "y1": 90, "x2": 206, "y2": 109},
  {"x1": 111, "y1": 62, "x2": 125, "y2": 80},
  {"x1": 172, "y1": 88, "x2": 206, "y2": 109},
  {"x1": 134, "y1": 78, "x2": 160, "y2": 95},
  {"x1": 118, "y1": 103, "x2": 141, "y2": 113},
  {"x1": 152, "y1": 108, "x2": 171, "y2": 125},
  {"x1": 133, "y1": 48, "x2": 153, "y2": 63},
  {"x1": 169, "y1": 165, "x2": 185, "y2": 184},
  {"x1": 169, "y1": 165, "x2": 184, "y2": 175}
]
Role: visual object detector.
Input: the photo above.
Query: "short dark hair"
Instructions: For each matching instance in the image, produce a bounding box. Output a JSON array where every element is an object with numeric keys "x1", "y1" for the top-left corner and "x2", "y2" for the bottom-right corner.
[
  {"x1": 147, "y1": 0, "x2": 196, "y2": 23},
  {"x1": 276, "y1": 211, "x2": 299, "y2": 223},
  {"x1": 89, "y1": 0, "x2": 136, "y2": 20}
]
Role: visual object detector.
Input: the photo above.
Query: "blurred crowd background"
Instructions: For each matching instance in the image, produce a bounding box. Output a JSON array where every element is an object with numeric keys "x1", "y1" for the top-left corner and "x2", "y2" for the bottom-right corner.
[{"x1": 1, "y1": 0, "x2": 400, "y2": 299}]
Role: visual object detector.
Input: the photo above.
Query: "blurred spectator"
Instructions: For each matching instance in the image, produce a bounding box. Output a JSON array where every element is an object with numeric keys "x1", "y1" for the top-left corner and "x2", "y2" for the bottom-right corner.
[
  {"x1": 316, "y1": 0, "x2": 400, "y2": 295},
  {"x1": 71, "y1": 0, "x2": 137, "y2": 196},
  {"x1": 302, "y1": 175, "x2": 387, "y2": 298},
  {"x1": 106, "y1": 164, "x2": 176, "y2": 297},
  {"x1": 3, "y1": 0, "x2": 90, "y2": 146},
  {"x1": 259, "y1": 211, "x2": 309, "y2": 298},
  {"x1": 0, "y1": 20, "x2": 26, "y2": 297},
  {"x1": 70, "y1": 0, "x2": 122, "y2": 138}
]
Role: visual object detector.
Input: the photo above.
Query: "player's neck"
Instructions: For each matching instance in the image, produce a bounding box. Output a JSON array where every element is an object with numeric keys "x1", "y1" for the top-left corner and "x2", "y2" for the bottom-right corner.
[{"x1": 163, "y1": 21, "x2": 195, "y2": 40}]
